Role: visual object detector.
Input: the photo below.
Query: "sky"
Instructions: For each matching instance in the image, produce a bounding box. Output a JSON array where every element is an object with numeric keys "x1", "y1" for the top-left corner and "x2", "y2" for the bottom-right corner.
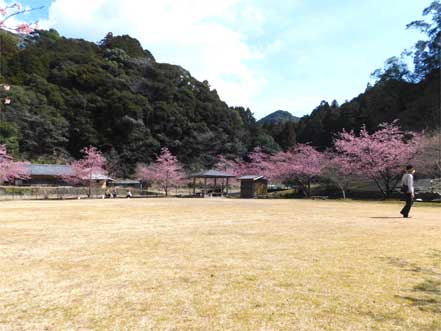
[{"x1": 1, "y1": 0, "x2": 432, "y2": 119}]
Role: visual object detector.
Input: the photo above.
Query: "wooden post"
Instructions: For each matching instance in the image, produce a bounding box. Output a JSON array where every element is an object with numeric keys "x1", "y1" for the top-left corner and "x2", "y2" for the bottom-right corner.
[
  {"x1": 226, "y1": 178, "x2": 229, "y2": 195},
  {"x1": 193, "y1": 177, "x2": 196, "y2": 196},
  {"x1": 204, "y1": 178, "x2": 207, "y2": 197}
]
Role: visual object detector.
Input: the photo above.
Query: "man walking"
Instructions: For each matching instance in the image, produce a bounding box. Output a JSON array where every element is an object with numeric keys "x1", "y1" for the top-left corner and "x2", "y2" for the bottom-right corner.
[{"x1": 400, "y1": 165, "x2": 415, "y2": 218}]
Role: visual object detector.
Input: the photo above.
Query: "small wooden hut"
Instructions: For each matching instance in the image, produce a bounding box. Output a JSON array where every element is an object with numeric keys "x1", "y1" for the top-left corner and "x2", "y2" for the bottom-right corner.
[{"x1": 239, "y1": 175, "x2": 268, "y2": 198}]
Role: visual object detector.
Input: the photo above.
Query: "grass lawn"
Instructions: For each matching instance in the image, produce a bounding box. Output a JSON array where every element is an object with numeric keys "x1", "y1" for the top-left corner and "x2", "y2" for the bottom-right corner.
[{"x1": 0, "y1": 199, "x2": 440, "y2": 330}]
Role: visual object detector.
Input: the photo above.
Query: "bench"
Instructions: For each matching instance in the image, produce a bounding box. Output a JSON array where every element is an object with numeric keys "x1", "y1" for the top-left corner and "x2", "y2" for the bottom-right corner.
[{"x1": 311, "y1": 196, "x2": 328, "y2": 200}]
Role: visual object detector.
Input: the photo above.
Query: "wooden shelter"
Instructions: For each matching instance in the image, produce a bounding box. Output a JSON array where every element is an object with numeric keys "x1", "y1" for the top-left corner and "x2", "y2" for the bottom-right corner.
[
  {"x1": 22, "y1": 164, "x2": 73, "y2": 186},
  {"x1": 18, "y1": 164, "x2": 113, "y2": 187},
  {"x1": 239, "y1": 175, "x2": 268, "y2": 198},
  {"x1": 189, "y1": 170, "x2": 236, "y2": 197}
]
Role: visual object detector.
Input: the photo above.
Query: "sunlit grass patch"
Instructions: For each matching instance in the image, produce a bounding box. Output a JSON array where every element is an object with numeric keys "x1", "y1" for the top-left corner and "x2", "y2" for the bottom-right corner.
[{"x1": 0, "y1": 199, "x2": 440, "y2": 330}]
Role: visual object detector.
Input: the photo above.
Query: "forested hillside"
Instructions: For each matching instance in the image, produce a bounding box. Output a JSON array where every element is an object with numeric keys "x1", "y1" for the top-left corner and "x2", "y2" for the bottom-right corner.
[
  {"x1": 0, "y1": 30, "x2": 277, "y2": 176},
  {"x1": 295, "y1": 68, "x2": 440, "y2": 148}
]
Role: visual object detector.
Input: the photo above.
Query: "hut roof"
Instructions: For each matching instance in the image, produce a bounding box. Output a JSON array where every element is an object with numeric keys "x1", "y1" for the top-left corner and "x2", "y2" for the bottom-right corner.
[
  {"x1": 27, "y1": 164, "x2": 112, "y2": 180},
  {"x1": 28, "y1": 164, "x2": 73, "y2": 176},
  {"x1": 113, "y1": 179, "x2": 141, "y2": 185},
  {"x1": 239, "y1": 175, "x2": 266, "y2": 181},
  {"x1": 190, "y1": 169, "x2": 236, "y2": 178},
  {"x1": 92, "y1": 174, "x2": 113, "y2": 181}
]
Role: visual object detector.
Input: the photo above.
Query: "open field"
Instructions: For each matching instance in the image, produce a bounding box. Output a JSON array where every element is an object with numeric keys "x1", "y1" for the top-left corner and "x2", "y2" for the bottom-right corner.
[{"x1": 0, "y1": 199, "x2": 440, "y2": 331}]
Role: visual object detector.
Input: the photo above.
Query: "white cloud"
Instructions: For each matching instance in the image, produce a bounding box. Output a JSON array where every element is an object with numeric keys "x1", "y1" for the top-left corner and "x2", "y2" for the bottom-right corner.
[{"x1": 39, "y1": 0, "x2": 268, "y2": 111}]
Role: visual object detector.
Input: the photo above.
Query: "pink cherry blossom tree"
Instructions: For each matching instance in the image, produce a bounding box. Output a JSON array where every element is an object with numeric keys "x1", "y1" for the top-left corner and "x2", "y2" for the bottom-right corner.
[
  {"x1": 137, "y1": 147, "x2": 185, "y2": 196},
  {"x1": 322, "y1": 151, "x2": 354, "y2": 199},
  {"x1": 0, "y1": 143, "x2": 29, "y2": 184},
  {"x1": 1, "y1": 2, "x2": 43, "y2": 106},
  {"x1": 135, "y1": 163, "x2": 156, "y2": 189},
  {"x1": 63, "y1": 146, "x2": 107, "y2": 197},
  {"x1": 416, "y1": 132, "x2": 441, "y2": 179},
  {"x1": 270, "y1": 144, "x2": 326, "y2": 197},
  {"x1": 0, "y1": 2, "x2": 42, "y2": 33},
  {"x1": 242, "y1": 147, "x2": 273, "y2": 177},
  {"x1": 215, "y1": 155, "x2": 244, "y2": 177},
  {"x1": 333, "y1": 121, "x2": 422, "y2": 198},
  {"x1": 216, "y1": 147, "x2": 274, "y2": 178}
]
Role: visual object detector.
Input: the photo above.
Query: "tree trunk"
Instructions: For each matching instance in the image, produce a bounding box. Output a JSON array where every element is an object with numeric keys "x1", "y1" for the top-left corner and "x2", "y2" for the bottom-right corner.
[
  {"x1": 298, "y1": 181, "x2": 307, "y2": 197},
  {"x1": 372, "y1": 178, "x2": 387, "y2": 199},
  {"x1": 88, "y1": 180, "x2": 92, "y2": 198},
  {"x1": 338, "y1": 183, "x2": 346, "y2": 199},
  {"x1": 165, "y1": 175, "x2": 168, "y2": 197},
  {"x1": 385, "y1": 177, "x2": 391, "y2": 198}
]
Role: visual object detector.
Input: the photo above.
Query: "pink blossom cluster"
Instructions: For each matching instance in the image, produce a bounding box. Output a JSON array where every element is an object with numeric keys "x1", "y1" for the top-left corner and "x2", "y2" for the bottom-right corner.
[
  {"x1": 0, "y1": 2, "x2": 36, "y2": 34},
  {"x1": 1, "y1": 3, "x2": 42, "y2": 108},
  {"x1": 215, "y1": 147, "x2": 274, "y2": 179},
  {"x1": 334, "y1": 122, "x2": 421, "y2": 177},
  {"x1": 217, "y1": 145, "x2": 324, "y2": 178},
  {"x1": 0, "y1": 144, "x2": 29, "y2": 183},
  {"x1": 63, "y1": 146, "x2": 107, "y2": 185},
  {"x1": 2, "y1": 83, "x2": 12, "y2": 106},
  {"x1": 270, "y1": 144, "x2": 326, "y2": 182},
  {"x1": 331, "y1": 122, "x2": 422, "y2": 196},
  {"x1": 413, "y1": 132, "x2": 441, "y2": 178},
  {"x1": 136, "y1": 147, "x2": 185, "y2": 196}
]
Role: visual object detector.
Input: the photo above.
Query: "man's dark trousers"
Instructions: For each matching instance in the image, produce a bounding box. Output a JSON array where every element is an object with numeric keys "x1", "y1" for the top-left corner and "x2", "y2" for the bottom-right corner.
[{"x1": 400, "y1": 193, "x2": 413, "y2": 217}]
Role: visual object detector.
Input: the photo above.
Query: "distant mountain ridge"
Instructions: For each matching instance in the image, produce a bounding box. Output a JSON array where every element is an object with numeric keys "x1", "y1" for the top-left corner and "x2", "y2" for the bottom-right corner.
[{"x1": 258, "y1": 110, "x2": 300, "y2": 124}]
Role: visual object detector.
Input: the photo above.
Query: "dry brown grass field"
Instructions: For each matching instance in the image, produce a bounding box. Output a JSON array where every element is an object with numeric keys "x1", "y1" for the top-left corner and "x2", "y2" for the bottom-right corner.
[{"x1": 0, "y1": 198, "x2": 440, "y2": 331}]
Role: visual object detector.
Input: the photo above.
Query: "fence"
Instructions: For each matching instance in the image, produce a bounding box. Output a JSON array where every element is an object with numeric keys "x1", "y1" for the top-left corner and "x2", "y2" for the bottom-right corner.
[{"x1": 0, "y1": 186, "x2": 159, "y2": 201}]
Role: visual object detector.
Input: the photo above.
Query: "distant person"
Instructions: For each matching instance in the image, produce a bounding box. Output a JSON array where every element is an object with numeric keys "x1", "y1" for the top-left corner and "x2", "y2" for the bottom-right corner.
[
  {"x1": 126, "y1": 190, "x2": 132, "y2": 198},
  {"x1": 400, "y1": 165, "x2": 415, "y2": 218},
  {"x1": 111, "y1": 189, "x2": 117, "y2": 198},
  {"x1": 105, "y1": 189, "x2": 111, "y2": 199}
]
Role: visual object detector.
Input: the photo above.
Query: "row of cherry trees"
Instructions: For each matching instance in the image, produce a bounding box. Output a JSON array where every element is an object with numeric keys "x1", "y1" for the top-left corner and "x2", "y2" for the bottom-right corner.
[
  {"x1": 0, "y1": 122, "x2": 437, "y2": 198},
  {"x1": 216, "y1": 122, "x2": 427, "y2": 198}
]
